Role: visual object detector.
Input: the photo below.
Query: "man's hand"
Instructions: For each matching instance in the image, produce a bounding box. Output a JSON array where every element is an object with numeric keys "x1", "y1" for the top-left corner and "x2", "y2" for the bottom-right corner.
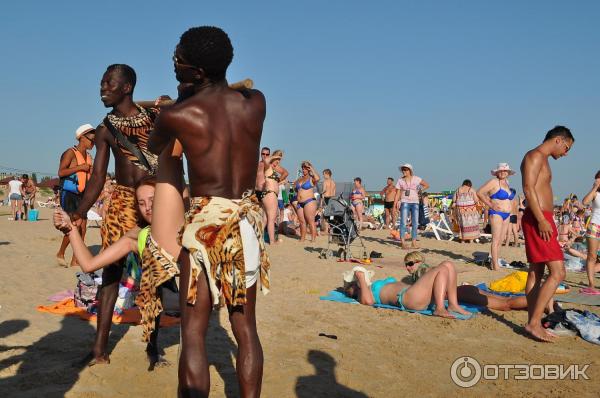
[
  {"x1": 54, "y1": 209, "x2": 73, "y2": 234},
  {"x1": 78, "y1": 164, "x2": 92, "y2": 172},
  {"x1": 537, "y1": 218, "x2": 553, "y2": 241},
  {"x1": 70, "y1": 212, "x2": 83, "y2": 227},
  {"x1": 594, "y1": 178, "x2": 600, "y2": 189},
  {"x1": 154, "y1": 95, "x2": 172, "y2": 107}
]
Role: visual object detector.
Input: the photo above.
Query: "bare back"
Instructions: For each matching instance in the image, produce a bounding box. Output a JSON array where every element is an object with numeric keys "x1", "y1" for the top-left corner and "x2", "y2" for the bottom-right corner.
[{"x1": 159, "y1": 86, "x2": 265, "y2": 199}]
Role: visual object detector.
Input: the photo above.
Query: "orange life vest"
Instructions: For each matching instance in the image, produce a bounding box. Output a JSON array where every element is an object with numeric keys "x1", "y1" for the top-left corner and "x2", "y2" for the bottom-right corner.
[{"x1": 71, "y1": 148, "x2": 92, "y2": 193}]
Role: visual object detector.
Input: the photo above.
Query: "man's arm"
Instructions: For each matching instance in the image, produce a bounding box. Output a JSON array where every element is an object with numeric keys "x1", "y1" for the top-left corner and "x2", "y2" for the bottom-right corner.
[
  {"x1": 582, "y1": 179, "x2": 600, "y2": 205},
  {"x1": 521, "y1": 151, "x2": 552, "y2": 241},
  {"x1": 73, "y1": 126, "x2": 110, "y2": 219},
  {"x1": 58, "y1": 150, "x2": 87, "y2": 177},
  {"x1": 148, "y1": 110, "x2": 175, "y2": 155}
]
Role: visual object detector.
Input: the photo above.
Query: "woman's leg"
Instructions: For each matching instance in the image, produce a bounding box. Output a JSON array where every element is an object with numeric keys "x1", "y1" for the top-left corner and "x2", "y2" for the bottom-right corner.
[
  {"x1": 489, "y1": 214, "x2": 505, "y2": 270},
  {"x1": 400, "y1": 203, "x2": 409, "y2": 247},
  {"x1": 586, "y1": 236, "x2": 600, "y2": 290},
  {"x1": 263, "y1": 193, "x2": 278, "y2": 244},
  {"x1": 402, "y1": 267, "x2": 452, "y2": 318},
  {"x1": 303, "y1": 200, "x2": 318, "y2": 242},
  {"x1": 437, "y1": 262, "x2": 470, "y2": 315},
  {"x1": 456, "y1": 286, "x2": 512, "y2": 311},
  {"x1": 355, "y1": 203, "x2": 364, "y2": 229},
  {"x1": 152, "y1": 139, "x2": 186, "y2": 258},
  {"x1": 295, "y1": 205, "x2": 306, "y2": 241},
  {"x1": 10, "y1": 199, "x2": 16, "y2": 219},
  {"x1": 410, "y1": 203, "x2": 419, "y2": 247}
]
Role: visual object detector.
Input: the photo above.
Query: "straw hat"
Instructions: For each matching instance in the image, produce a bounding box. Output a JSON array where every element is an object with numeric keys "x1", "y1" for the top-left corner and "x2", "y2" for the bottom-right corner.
[
  {"x1": 491, "y1": 162, "x2": 516, "y2": 176},
  {"x1": 398, "y1": 163, "x2": 414, "y2": 173},
  {"x1": 75, "y1": 124, "x2": 95, "y2": 140}
]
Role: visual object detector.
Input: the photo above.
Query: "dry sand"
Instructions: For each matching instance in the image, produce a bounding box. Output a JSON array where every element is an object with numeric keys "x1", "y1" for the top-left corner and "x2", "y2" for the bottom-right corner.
[{"x1": 1, "y1": 206, "x2": 598, "y2": 397}]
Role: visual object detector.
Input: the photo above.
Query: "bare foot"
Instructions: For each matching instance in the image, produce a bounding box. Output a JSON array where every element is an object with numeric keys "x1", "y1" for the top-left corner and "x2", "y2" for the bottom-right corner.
[
  {"x1": 56, "y1": 255, "x2": 68, "y2": 268},
  {"x1": 401, "y1": 243, "x2": 410, "y2": 250},
  {"x1": 448, "y1": 304, "x2": 471, "y2": 316},
  {"x1": 146, "y1": 345, "x2": 170, "y2": 371},
  {"x1": 433, "y1": 308, "x2": 456, "y2": 319},
  {"x1": 411, "y1": 241, "x2": 420, "y2": 249},
  {"x1": 524, "y1": 323, "x2": 557, "y2": 342},
  {"x1": 78, "y1": 352, "x2": 110, "y2": 367}
]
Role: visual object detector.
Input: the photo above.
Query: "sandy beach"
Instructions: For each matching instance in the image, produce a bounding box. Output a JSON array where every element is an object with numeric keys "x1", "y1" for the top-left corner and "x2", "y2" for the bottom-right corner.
[{"x1": 1, "y1": 205, "x2": 598, "y2": 397}]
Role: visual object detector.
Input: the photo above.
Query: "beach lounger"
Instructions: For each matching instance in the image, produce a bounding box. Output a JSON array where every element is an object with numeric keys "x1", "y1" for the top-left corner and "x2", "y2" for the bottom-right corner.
[
  {"x1": 87, "y1": 209, "x2": 102, "y2": 227},
  {"x1": 424, "y1": 213, "x2": 456, "y2": 241},
  {"x1": 37, "y1": 200, "x2": 58, "y2": 209}
]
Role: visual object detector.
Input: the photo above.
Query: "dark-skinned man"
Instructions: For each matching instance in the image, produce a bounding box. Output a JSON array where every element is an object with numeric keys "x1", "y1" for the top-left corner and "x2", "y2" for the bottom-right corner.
[
  {"x1": 71, "y1": 64, "x2": 159, "y2": 365},
  {"x1": 148, "y1": 27, "x2": 270, "y2": 398}
]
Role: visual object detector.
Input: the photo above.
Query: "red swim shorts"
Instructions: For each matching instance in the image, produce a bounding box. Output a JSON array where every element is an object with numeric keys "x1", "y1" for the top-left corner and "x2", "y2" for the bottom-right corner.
[{"x1": 522, "y1": 208, "x2": 564, "y2": 264}]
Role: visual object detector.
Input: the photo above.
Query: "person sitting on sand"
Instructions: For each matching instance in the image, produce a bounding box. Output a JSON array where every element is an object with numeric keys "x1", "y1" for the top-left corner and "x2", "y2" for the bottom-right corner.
[
  {"x1": 343, "y1": 256, "x2": 472, "y2": 319},
  {"x1": 53, "y1": 176, "x2": 176, "y2": 370}
]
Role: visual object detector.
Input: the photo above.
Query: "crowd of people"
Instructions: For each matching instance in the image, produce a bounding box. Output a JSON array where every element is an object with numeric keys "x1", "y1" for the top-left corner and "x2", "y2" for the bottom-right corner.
[{"x1": 1, "y1": 23, "x2": 594, "y2": 396}]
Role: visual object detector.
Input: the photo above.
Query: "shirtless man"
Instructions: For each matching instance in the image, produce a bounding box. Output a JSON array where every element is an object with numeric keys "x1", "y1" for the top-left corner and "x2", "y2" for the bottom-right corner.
[
  {"x1": 71, "y1": 65, "x2": 159, "y2": 364},
  {"x1": 380, "y1": 177, "x2": 397, "y2": 228},
  {"x1": 148, "y1": 27, "x2": 269, "y2": 397},
  {"x1": 21, "y1": 174, "x2": 37, "y2": 221},
  {"x1": 321, "y1": 169, "x2": 336, "y2": 232},
  {"x1": 520, "y1": 125, "x2": 573, "y2": 342}
]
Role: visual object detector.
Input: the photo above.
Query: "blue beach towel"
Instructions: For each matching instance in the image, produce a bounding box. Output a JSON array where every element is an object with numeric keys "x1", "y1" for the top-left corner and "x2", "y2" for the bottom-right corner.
[{"x1": 319, "y1": 290, "x2": 482, "y2": 319}]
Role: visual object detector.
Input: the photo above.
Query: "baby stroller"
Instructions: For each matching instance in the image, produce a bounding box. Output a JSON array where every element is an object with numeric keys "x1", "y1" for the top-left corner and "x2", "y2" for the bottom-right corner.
[{"x1": 319, "y1": 194, "x2": 368, "y2": 261}]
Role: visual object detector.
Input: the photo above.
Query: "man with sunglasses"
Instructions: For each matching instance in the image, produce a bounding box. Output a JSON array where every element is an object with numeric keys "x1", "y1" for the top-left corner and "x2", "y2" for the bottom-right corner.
[
  {"x1": 148, "y1": 26, "x2": 269, "y2": 397},
  {"x1": 520, "y1": 125, "x2": 574, "y2": 343}
]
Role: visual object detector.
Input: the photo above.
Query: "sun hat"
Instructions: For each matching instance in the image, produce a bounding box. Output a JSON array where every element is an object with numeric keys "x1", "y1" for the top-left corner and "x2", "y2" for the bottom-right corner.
[
  {"x1": 75, "y1": 124, "x2": 95, "y2": 140},
  {"x1": 343, "y1": 266, "x2": 374, "y2": 287},
  {"x1": 491, "y1": 162, "x2": 516, "y2": 176},
  {"x1": 398, "y1": 163, "x2": 414, "y2": 173}
]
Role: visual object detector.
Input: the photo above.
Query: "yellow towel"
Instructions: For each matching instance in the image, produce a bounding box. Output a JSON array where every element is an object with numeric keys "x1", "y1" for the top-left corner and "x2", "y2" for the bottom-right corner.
[{"x1": 489, "y1": 271, "x2": 528, "y2": 293}]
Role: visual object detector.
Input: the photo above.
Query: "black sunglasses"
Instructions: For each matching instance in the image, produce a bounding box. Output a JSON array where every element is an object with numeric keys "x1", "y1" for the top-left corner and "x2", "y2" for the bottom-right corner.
[
  {"x1": 405, "y1": 261, "x2": 417, "y2": 267},
  {"x1": 172, "y1": 54, "x2": 198, "y2": 70},
  {"x1": 261, "y1": 152, "x2": 270, "y2": 156}
]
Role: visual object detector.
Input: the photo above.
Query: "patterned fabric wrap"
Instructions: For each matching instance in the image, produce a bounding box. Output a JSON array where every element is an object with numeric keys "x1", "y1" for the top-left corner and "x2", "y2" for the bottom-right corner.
[
  {"x1": 101, "y1": 185, "x2": 139, "y2": 249},
  {"x1": 586, "y1": 222, "x2": 600, "y2": 241},
  {"x1": 455, "y1": 190, "x2": 480, "y2": 241},
  {"x1": 136, "y1": 231, "x2": 179, "y2": 342},
  {"x1": 105, "y1": 105, "x2": 158, "y2": 174},
  {"x1": 178, "y1": 191, "x2": 270, "y2": 309}
]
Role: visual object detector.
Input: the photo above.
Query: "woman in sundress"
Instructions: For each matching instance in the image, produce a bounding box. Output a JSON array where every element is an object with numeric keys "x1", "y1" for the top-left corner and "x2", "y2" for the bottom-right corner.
[{"x1": 452, "y1": 179, "x2": 480, "y2": 243}]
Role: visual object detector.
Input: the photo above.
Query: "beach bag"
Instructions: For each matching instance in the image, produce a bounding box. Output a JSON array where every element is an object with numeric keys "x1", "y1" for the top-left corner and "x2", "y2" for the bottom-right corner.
[
  {"x1": 60, "y1": 174, "x2": 79, "y2": 194},
  {"x1": 74, "y1": 273, "x2": 100, "y2": 310}
]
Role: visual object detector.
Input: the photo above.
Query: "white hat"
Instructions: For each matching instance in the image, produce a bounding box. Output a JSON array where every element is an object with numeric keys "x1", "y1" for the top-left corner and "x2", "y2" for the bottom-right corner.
[
  {"x1": 75, "y1": 124, "x2": 95, "y2": 140},
  {"x1": 398, "y1": 163, "x2": 414, "y2": 173},
  {"x1": 343, "y1": 266, "x2": 374, "y2": 287},
  {"x1": 491, "y1": 162, "x2": 516, "y2": 176}
]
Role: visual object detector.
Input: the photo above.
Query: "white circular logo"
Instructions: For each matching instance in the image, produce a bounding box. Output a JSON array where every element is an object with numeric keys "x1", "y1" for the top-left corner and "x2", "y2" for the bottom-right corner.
[{"x1": 450, "y1": 356, "x2": 482, "y2": 388}]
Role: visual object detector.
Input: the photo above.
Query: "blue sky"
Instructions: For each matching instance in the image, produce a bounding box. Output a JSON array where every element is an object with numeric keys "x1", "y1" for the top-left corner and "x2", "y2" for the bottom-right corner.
[{"x1": 0, "y1": 1, "x2": 598, "y2": 199}]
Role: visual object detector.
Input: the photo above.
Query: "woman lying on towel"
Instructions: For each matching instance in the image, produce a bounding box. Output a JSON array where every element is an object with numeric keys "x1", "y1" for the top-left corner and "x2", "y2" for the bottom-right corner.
[
  {"x1": 403, "y1": 252, "x2": 562, "y2": 313},
  {"x1": 343, "y1": 259, "x2": 473, "y2": 319}
]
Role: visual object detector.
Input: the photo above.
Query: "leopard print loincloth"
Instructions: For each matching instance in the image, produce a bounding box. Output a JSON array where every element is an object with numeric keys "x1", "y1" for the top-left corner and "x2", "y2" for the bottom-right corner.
[{"x1": 101, "y1": 185, "x2": 139, "y2": 250}]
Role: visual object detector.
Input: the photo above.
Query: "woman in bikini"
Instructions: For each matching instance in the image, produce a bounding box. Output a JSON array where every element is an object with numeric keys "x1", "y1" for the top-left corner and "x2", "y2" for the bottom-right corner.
[
  {"x1": 477, "y1": 163, "x2": 516, "y2": 270},
  {"x1": 350, "y1": 177, "x2": 366, "y2": 229},
  {"x1": 294, "y1": 160, "x2": 320, "y2": 242},
  {"x1": 343, "y1": 259, "x2": 472, "y2": 319},
  {"x1": 263, "y1": 150, "x2": 288, "y2": 244}
]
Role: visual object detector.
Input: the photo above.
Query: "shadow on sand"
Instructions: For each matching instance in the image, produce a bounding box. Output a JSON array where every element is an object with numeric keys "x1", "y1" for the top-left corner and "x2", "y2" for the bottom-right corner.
[{"x1": 295, "y1": 350, "x2": 368, "y2": 398}]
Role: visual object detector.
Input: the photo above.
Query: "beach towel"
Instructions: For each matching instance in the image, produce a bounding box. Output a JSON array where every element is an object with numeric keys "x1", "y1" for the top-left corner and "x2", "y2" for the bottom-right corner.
[
  {"x1": 489, "y1": 271, "x2": 528, "y2": 293},
  {"x1": 36, "y1": 298, "x2": 179, "y2": 327},
  {"x1": 319, "y1": 290, "x2": 482, "y2": 319},
  {"x1": 178, "y1": 192, "x2": 270, "y2": 309},
  {"x1": 555, "y1": 291, "x2": 600, "y2": 307},
  {"x1": 475, "y1": 282, "x2": 570, "y2": 297}
]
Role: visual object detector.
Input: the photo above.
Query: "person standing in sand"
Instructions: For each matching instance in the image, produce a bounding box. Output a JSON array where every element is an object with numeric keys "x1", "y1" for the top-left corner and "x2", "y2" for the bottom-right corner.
[
  {"x1": 380, "y1": 177, "x2": 397, "y2": 228},
  {"x1": 21, "y1": 174, "x2": 37, "y2": 221},
  {"x1": 321, "y1": 168, "x2": 336, "y2": 233},
  {"x1": 7, "y1": 176, "x2": 23, "y2": 220},
  {"x1": 71, "y1": 65, "x2": 162, "y2": 365},
  {"x1": 56, "y1": 124, "x2": 95, "y2": 267},
  {"x1": 581, "y1": 170, "x2": 600, "y2": 295},
  {"x1": 520, "y1": 125, "x2": 573, "y2": 342},
  {"x1": 148, "y1": 26, "x2": 270, "y2": 397},
  {"x1": 255, "y1": 146, "x2": 270, "y2": 193},
  {"x1": 394, "y1": 163, "x2": 429, "y2": 249}
]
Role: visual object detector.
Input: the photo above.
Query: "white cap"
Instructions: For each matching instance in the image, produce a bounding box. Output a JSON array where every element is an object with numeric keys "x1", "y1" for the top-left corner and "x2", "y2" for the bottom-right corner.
[{"x1": 75, "y1": 124, "x2": 95, "y2": 140}]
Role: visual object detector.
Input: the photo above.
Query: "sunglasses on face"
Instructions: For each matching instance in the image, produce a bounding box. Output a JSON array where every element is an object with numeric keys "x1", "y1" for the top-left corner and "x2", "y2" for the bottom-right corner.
[
  {"x1": 405, "y1": 261, "x2": 417, "y2": 267},
  {"x1": 172, "y1": 54, "x2": 198, "y2": 69},
  {"x1": 261, "y1": 152, "x2": 270, "y2": 156},
  {"x1": 561, "y1": 138, "x2": 571, "y2": 153}
]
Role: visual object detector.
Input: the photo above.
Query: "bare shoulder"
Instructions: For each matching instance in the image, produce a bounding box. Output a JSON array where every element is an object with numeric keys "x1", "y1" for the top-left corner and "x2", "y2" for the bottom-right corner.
[{"x1": 94, "y1": 123, "x2": 111, "y2": 142}]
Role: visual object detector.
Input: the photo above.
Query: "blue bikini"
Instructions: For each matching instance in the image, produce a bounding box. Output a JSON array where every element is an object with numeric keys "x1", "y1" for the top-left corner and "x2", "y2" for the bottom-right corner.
[
  {"x1": 296, "y1": 179, "x2": 315, "y2": 208},
  {"x1": 488, "y1": 182, "x2": 516, "y2": 220}
]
